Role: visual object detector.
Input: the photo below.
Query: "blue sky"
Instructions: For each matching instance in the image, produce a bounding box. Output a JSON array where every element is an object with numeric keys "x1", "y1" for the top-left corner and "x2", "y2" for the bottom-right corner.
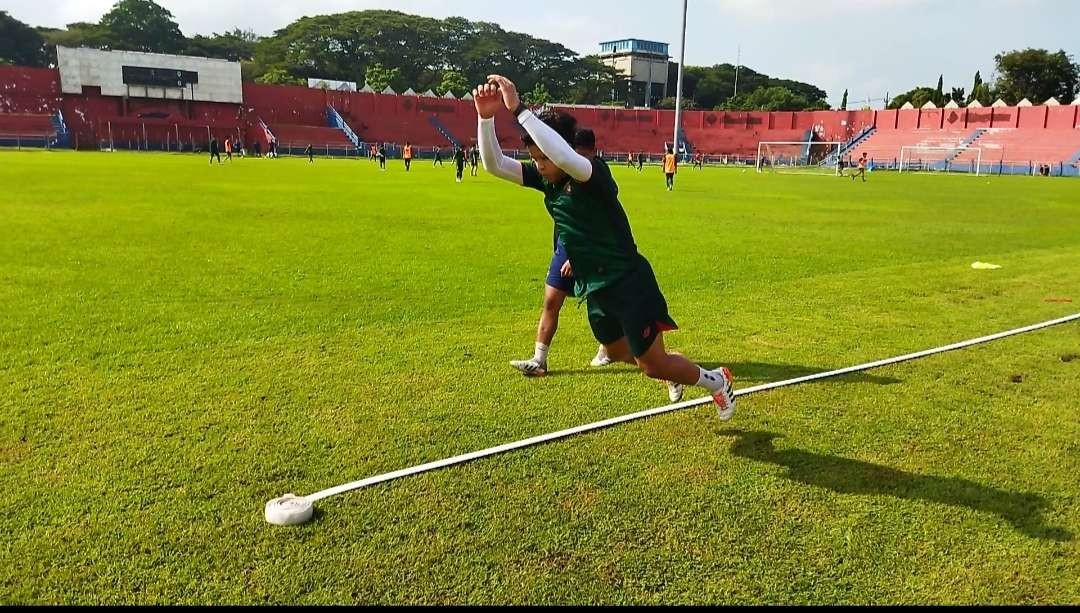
[{"x1": 9, "y1": 0, "x2": 1080, "y2": 107}]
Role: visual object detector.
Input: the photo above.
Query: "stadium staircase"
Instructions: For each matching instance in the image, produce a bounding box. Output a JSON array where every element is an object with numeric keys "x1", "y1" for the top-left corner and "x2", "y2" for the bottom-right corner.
[
  {"x1": 326, "y1": 106, "x2": 363, "y2": 147},
  {"x1": 1067, "y1": 148, "x2": 1080, "y2": 175},
  {"x1": 676, "y1": 127, "x2": 694, "y2": 160},
  {"x1": 427, "y1": 115, "x2": 462, "y2": 149},
  {"x1": 824, "y1": 125, "x2": 875, "y2": 166},
  {"x1": 50, "y1": 110, "x2": 71, "y2": 148},
  {"x1": 942, "y1": 128, "x2": 987, "y2": 165}
]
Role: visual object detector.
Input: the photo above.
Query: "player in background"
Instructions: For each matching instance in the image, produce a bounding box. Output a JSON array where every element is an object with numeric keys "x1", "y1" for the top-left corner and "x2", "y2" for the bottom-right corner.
[{"x1": 663, "y1": 146, "x2": 678, "y2": 191}]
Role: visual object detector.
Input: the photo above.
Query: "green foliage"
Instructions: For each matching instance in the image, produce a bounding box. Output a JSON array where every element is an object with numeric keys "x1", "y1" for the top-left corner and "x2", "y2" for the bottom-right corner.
[
  {"x1": 840, "y1": 89, "x2": 848, "y2": 111},
  {"x1": 437, "y1": 70, "x2": 469, "y2": 97},
  {"x1": 994, "y1": 48, "x2": 1079, "y2": 104},
  {"x1": 655, "y1": 97, "x2": 697, "y2": 110},
  {"x1": 0, "y1": 11, "x2": 49, "y2": 66},
  {"x1": 36, "y1": 22, "x2": 110, "y2": 64},
  {"x1": 722, "y1": 86, "x2": 830, "y2": 111},
  {"x1": 98, "y1": 0, "x2": 185, "y2": 53},
  {"x1": 684, "y1": 64, "x2": 826, "y2": 110},
  {"x1": 184, "y1": 29, "x2": 259, "y2": 62},
  {"x1": 363, "y1": 62, "x2": 400, "y2": 92},
  {"x1": 888, "y1": 87, "x2": 939, "y2": 109},
  {"x1": 522, "y1": 82, "x2": 551, "y2": 106},
  {"x1": 254, "y1": 67, "x2": 303, "y2": 85},
  {"x1": 969, "y1": 82, "x2": 994, "y2": 106}
]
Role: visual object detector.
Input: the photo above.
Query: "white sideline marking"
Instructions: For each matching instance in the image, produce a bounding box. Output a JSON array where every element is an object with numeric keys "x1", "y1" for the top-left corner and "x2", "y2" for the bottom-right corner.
[{"x1": 291, "y1": 313, "x2": 1080, "y2": 506}]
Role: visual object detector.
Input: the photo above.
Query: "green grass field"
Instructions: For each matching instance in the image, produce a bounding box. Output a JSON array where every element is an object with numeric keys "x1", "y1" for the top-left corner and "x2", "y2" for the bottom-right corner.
[{"x1": 2, "y1": 149, "x2": 1079, "y2": 604}]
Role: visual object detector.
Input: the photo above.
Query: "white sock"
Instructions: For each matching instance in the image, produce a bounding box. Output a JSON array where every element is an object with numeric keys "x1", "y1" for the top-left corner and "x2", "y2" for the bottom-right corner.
[
  {"x1": 533, "y1": 342, "x2": 549, "y2": 364},
  {"x1": 696, "y1": 367, "x2": 725, "y2": 393}
]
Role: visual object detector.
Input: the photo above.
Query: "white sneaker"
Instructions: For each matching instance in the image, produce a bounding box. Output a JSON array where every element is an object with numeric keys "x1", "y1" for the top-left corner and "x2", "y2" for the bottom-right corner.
[
  {"x1": 590, "y1": 345, "x2": 613, "y2": 367},
  {"x1": 666, "y1": 381, "x2": 684, "y2": 402},
  {"x1": 711, "y1": 367, "x2": 736, "y2": 421},
  {"x1": 510, "y1": 358, "x2": 547, "y2": 377}
]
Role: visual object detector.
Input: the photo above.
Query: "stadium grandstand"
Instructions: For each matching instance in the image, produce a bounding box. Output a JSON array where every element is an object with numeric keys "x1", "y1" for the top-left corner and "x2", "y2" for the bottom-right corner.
[{"x1": 1, "y1": 47, "x2": 1078, "y2": 175}]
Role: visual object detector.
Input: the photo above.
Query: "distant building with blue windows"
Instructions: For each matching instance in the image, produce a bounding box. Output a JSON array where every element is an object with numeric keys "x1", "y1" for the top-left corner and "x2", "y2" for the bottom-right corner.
[{"x1": 598, "y1": 39, "x2": 672, "y2": 108}]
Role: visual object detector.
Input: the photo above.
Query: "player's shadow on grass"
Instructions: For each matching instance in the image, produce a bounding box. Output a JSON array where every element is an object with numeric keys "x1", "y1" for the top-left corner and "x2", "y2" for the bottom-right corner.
[
  {"x1": 548, "y1": 361, "x2": 900, "y2": 386},
  {"x1": 717, "y1": 430, "x2": 1072, "y2": 542}
]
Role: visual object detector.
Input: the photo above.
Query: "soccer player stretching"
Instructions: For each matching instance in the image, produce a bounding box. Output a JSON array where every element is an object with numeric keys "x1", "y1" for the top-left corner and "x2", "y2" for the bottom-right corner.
[{"x1": 475, "y1": 75, "x2": 736, "y2": 419}]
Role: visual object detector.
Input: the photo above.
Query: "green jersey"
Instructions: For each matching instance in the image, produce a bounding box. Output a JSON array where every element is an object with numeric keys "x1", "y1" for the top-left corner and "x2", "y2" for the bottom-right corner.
[{"x1": 522, "y1": 158, "x2": 639, "y2": 296}]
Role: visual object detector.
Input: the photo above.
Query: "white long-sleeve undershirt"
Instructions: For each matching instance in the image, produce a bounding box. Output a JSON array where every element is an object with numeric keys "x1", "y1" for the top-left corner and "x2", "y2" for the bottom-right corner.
[
  {"x1": 477, "y1": 109, "x2": 595, "y2": 185},
  {"x1": 477, "y1": 116, "x2": 523, "y2": 184},
  {"x1": 516, "y1": 110, "x2": 593, "y2": 182}
]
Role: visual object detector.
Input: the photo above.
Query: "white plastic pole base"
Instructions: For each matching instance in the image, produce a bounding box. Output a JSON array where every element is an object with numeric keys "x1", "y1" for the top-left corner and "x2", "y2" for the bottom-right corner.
[{"x1": 265, "y1": 494, "x2": 314, "y2": 526}]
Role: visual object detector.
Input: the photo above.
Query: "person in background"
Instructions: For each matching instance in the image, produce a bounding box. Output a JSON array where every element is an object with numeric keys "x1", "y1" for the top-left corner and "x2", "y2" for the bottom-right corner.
[{"x1": 209, "y1": 136, "x2": 221, "y2": 164}]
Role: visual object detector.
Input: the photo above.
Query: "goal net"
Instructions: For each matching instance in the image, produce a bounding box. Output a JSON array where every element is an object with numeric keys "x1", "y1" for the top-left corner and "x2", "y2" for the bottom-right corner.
[
  {"x1": 757, "y1": 141, "x2": 845, "y2": 175},
  {"x1": 899, "y1": 145, "x2": 982, "y2": 176}
]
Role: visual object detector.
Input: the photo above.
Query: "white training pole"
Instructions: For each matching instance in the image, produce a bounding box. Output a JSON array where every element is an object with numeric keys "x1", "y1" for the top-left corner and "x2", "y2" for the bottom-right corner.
[{"x1": 265, "y1": 313, "x2": 1079, "y2": 525}]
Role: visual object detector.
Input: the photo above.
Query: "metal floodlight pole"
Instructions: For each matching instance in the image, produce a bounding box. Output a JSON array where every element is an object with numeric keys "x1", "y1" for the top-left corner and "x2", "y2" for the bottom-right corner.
[
  {"x1": 734, "y1": 44, "x2": 741, "y2": 99},
  {"x1": 673, "y1": 0, "x2": 688, "y2": 154}
]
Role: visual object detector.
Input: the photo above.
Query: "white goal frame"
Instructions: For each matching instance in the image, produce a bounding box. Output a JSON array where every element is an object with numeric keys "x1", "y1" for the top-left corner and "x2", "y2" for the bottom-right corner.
[
  {"x1": 899, "y1": 145, "x2": 982, "y2": 176},
  {"x1": 756, "y1": 141, "x2": 846, "y2": 174}
]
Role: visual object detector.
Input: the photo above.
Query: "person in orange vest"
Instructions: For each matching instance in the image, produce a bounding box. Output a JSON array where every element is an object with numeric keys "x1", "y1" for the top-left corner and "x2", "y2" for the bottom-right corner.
[
  {"x1": 851, "y1": 152, "x2": 868, "y2": 182},
  {"x1": 224, "y1": 136, "x2": 233, "y2": 162},
  {"x1": 403, "y1": 142, "x2": 413, "y2": 171},
  {"x1": 663, "y1": 145, "x2": 677, "y2": 191}
]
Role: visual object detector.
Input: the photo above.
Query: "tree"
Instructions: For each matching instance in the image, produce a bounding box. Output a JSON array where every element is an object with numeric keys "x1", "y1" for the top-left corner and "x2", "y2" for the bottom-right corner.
[
  {"x1": 950, "y1": 87, "x2": 966, "y2": 105},
  {"x1": 37, "y1": 22, "x2": 110, "y2": 53},
  {"x1": 363, "y1": 62, "x2": 399, "y2": 91},
  {"x1": 888, "y1": 87, "x2": 938, "y2": 109},
  {"x1": 724, "y1": 86, "x2": 829, "y2": 112},
  {"x1": 564, "y1": 55, "x2": 621, "y2": 105},
  {"x1": 99, "y1": 0, "x2": 185, "y2": 53},
  {"x1": 254, "y1": 67, "x2": 303, "y2": 85},
  {"x1": 185, "y1": 29, "x2": 259, "y2": 62},
  {"x1": 437, "y1": 70, "x2": 469, "y2": 96},
  {"x1": 935, "y1": 74, "x2": 944, "y2": 104},
  {"x1": 523, "y1": 82, "x2": 551, "y2": 106},
  {"x1": 656, "y1": 97, "x2": 697, "y2": 110},
  {"x1": 840, "y1": 89, "x2": 848, "y2": 111},
  {"x1": 0, "y1": 11, "x2": 49, "y2": 66},
  {"x1": 969, "y1": 82, "x2": 994, "y2": 106},
  {"x1": 994, "y1": 48, "x2": 1079, "y2": 104}
]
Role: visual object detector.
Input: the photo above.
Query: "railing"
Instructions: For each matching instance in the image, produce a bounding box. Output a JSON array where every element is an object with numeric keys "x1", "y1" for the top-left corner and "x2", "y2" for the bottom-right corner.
[
  {"x1": 864, "y1": 157, "x2": 1079, "y2": 177},
  {"x1": 327, "y1": 106, "x2": 362, "y2": 148},
  {"x1": 0, "y1": 133, "x2": 56, "y2": 149}
]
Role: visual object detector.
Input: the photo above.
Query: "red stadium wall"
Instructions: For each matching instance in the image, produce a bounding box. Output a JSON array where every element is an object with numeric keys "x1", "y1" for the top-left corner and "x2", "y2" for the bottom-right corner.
[{"x1": 2, "y1": 64, "x2": 1078, "y2": 156}]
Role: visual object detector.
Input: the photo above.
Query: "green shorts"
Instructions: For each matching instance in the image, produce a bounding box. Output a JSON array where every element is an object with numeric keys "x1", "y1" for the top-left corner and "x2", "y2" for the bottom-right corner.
[{"x1": 586, "y1": 257, "x2": 678, "y2": 357}]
